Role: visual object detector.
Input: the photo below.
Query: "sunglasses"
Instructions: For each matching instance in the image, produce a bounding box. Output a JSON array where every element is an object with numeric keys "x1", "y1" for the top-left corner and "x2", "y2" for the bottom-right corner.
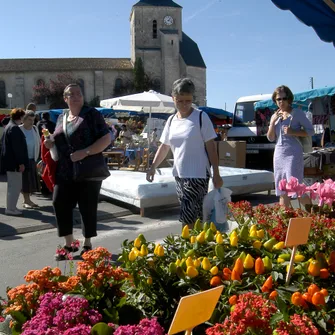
[{"x1": 276, "y1": 97, "x2": 288, "y2": 102}]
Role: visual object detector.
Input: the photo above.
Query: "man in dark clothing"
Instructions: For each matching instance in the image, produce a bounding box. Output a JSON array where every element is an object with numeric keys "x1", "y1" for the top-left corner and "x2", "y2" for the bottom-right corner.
[
  {"x1": 0, "y1": 108, "x2": 29, "y2": 216},
  {"x1": 37, "y1": 112, "x2": 56, "y2": 136}
]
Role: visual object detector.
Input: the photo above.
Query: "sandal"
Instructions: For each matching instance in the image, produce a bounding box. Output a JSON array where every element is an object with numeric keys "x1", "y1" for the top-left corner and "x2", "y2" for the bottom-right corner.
[
  {"x1": 54, "y1": 245, "x2": 79, "y2": 261},
  {"x1": 80, "y1": 246, "x2": 92, "y2": 257},
  {"x1": 23, "y1": 203, "x2": 39, "y2": 209}
]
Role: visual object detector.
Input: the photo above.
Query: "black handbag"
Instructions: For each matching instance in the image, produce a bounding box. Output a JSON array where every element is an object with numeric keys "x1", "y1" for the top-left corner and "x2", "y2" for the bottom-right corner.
[{"x1": 63, "y1": 111, "x2": 110, "y2": 182}]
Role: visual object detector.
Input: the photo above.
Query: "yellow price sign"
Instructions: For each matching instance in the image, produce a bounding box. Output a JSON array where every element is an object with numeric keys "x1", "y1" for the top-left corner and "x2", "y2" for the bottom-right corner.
[{"x1": 168, "y1": 285, "x2": 224, "y2": 335}]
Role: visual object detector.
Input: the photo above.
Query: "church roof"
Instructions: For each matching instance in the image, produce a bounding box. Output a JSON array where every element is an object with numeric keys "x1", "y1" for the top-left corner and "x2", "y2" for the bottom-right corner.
[
  {"x1": 133, "y1": 0, "x2": 182, "y2": 8},
  {"x1": 180, "y1": 32, "x2": 206, "y2": 68},
  {"x1": 0, "y1": 58, "x2": 133, "y2": 72}
]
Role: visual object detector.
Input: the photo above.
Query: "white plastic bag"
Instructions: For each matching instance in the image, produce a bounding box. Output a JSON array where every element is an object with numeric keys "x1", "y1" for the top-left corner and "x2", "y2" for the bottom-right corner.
[{"x1": 203, "y1": 187, "x2": 232, "y2": 232}]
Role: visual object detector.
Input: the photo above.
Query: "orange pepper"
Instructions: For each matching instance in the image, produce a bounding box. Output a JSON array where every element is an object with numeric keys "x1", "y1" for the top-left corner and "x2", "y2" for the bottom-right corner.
[
  {"x1": 269, "y1": 290, "x2": 278, "y2": 300},
  {"x1": 233, "y1": 258, "x2": 244, "y2": 276},
  {"x1": 210, "y1": 276, "x2": 222, "y2": 287},
  {"x1": 308, "y1": 260, "x2": 321, "y2": 277},
  {"x1": 255, "y1": 257, "x2": 265, "y2": 275},
  {"x1": 222, "y1": 268, "x2": 232, "y2": 280},
  {"x1": 231, "y1": 269, "x2": 241, "y2": 281},
  {"x1": 319, "y1": 268, "x2": 330, "y2": 279},
  {"x1": 308, "y1": 284, "x2": 320, "y2": 296},
  {"x1": 261, "y1": 275, "x2": 273, "y2": 293},
  {"x1": 312, "y1": 292, "x2": 326, "y2": 306},
  {"x1": 291, "y1": 292, "x2": 304, "y2": 306},
  {"x1": 229, "y1": 295, "x2": 237, "y2": 305}
]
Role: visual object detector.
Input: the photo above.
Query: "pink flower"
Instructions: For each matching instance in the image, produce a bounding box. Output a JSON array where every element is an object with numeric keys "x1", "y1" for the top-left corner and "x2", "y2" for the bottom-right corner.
[
  {"x1": 278, "y1": 179, "x2": 287, "y2": 192},
  {"x1": 71, "y1": 240, "x2": 80, "y2": 250},
  {"x1": 280, "y1": 177, "x2": 307, "y2": 197}
]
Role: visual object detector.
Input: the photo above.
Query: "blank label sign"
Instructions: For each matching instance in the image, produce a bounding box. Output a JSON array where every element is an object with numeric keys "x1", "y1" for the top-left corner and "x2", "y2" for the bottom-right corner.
[{"x1": 285, "y1": 218, "x2": 312, "y2": 247}]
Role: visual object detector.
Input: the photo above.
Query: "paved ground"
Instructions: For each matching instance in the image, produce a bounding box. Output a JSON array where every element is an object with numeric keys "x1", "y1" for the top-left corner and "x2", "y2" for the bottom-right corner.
[
  {"x1": 0, "y1": 174, "x2": 135, "y2": 237},
  {"x1": 0, "y1": 173, "x2": 288, "y2": 239}
]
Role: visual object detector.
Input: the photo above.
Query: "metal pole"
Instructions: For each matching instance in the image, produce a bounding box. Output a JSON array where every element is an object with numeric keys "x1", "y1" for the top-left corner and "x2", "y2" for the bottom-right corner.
[{"x1": 310, "y1": 77, "x2": 314, "y2": 89}]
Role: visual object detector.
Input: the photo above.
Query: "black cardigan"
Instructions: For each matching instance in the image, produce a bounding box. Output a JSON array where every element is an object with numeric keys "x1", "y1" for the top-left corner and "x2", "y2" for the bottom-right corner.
[{"x1": 0, "y1": 120, "x2": 29, "y2": 173}]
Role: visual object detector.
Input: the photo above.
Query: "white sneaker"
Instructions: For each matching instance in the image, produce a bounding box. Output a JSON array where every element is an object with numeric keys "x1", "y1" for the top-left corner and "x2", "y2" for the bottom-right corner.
[{"x1": 5, "y1": 209, "x2": 23, "y2": 216}]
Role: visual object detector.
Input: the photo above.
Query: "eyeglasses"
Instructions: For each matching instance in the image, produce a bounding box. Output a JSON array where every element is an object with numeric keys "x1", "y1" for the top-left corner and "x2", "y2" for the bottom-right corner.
[
  {"x1": 276, "y1": 97, "x2": 288, "y2": 102},
  {"x1": 175, "y1": 99, "x2": 193, "y2": 104}
]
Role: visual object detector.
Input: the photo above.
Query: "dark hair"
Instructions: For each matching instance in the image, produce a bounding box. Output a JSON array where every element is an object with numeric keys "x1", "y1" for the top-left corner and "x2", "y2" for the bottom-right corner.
[
  {"x1": 272, "y1": 85, "x2": 294, "y2": 105},
  {"x1": 63, "y1": 83, "x2": 83, "y2": 97},
  {"x1": 42, "y1": 112, "x2": 50, "y2": 120},
  {"x1": 10, "y1": 108, "x2": 26, "y2": 121},
  {"x1": 171, "y1": 78, "x2": 195, "y2": 96},
  {"x1": 26, "y1": 103, "x2": 36, "y2": 111}
]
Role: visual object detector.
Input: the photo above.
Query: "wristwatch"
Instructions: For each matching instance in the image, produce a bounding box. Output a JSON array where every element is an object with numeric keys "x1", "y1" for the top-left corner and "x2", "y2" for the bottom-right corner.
[{"x1": 85, "y1": 150, "x2": 91, "y2": 156}]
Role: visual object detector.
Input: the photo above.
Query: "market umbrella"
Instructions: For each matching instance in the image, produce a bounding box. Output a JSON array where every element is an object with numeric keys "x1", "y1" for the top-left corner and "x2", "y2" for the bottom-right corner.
[
  {"x1": 100, "y1": 90, "x2": 176, "y2": 148},
  {"x1": 271, "y1": 0, "x2": 335, "y2": 46}
]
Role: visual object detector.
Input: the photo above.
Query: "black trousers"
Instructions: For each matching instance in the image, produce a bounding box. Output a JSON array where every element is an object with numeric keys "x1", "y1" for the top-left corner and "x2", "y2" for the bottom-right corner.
[{"x1": 53, "y1": 180, "x2": 102, "y2": 238}]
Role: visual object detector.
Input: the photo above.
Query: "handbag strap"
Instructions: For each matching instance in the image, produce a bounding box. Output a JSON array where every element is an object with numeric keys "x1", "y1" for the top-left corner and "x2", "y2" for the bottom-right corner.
[{"x1": 62, "y1": 111, "x2": 73, "y2": 151}]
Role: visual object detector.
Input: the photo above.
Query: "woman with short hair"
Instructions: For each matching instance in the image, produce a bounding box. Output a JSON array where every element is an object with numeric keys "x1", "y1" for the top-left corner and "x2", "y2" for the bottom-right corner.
[
  {"x1": 19, "y1": 110, "x2": 41, "y2": 208},
  {"x1": 267, "y1": 85, "x2": 314, "y2": 207},
  {"x1": 0, "y1": 108, "x2": 29, "y2": 216},
  {"x1": 44, "y1": 83, "x2": 111, "y2": 259},
  {"x1": 146, "y1": 78, "x2": 223, "y2": 227}
]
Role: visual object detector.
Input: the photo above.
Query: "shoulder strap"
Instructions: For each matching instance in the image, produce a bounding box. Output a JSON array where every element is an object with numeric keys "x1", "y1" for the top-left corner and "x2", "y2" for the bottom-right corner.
[
  {"x1": 168, "y1": 113, "x2": 175, "y2": 128},
  {"x1": 199, "y1": 111, "x2": 203, "y2": 129}
]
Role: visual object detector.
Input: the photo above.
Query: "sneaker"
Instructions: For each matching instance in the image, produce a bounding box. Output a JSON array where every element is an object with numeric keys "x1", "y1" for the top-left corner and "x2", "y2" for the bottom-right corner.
[{"x1": 5, "y1": 209, "x2": 23, "y2": 216}]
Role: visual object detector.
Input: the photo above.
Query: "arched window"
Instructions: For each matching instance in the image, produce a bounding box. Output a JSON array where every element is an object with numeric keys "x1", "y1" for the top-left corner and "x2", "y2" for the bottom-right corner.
[
  {"x1": 0, "y1": 81, "x2": 6, "y2": 108},
  {"x1": 153, "y1": 20, "x2": 157, "y2": 39},
  {"x1": 152, "y1": 78, "x2": 161, "y2": 93},
  {"x1": 77, "y1": 79, "x2": 85, "y2": 97},
  {"x1": 114, "y1": 78, "x2": 124, "y2": 96},
  {"x1": 36, "y1": 79, "x2": 47, "y2": 105}
]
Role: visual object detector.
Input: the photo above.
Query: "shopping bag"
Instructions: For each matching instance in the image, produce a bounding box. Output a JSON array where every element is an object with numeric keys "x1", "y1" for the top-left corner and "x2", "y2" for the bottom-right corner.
[{"x1": 203, "y1": 187, "x2": 232, "y2": 232}]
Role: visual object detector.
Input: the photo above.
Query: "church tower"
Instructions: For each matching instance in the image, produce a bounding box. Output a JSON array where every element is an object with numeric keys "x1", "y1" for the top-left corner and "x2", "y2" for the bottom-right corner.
[
  {"x1": 130, "y1": 0, "x2": 206, "y2": 105},
  {"x1": 130, "y1": 0, "x2": 182, "y2": 94}
]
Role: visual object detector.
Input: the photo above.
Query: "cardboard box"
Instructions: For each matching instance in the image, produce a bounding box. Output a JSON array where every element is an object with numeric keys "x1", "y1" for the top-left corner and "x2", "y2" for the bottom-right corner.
[{"x1": 218, "y1": 141, "x2": 246, "y2": 168}]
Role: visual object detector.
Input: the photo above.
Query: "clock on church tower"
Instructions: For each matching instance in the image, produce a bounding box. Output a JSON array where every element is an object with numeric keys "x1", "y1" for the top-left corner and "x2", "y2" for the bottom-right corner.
[{"x1": 164, "y1": 15, "x2": 174, "y2": 25}]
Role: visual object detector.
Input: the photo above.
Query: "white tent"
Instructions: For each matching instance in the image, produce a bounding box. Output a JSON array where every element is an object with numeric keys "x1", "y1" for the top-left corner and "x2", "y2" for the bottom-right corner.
[{"x1": 100, "y1": 90, "x2": 176, "y2": 148}]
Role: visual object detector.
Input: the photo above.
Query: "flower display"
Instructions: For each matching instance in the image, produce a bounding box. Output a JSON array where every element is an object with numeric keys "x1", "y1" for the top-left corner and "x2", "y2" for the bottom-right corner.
[
  {"x1": 21, "y1": 292, "x2": 101, "y2": 335},
  {"x1": 0, "y1": 207, "x2": 334, "y2": 334}
]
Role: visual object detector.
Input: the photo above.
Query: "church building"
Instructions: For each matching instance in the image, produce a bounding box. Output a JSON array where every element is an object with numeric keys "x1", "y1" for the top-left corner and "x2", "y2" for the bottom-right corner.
[{"x1": 0, "y1": 0, "x2": 206, "y2": 109}]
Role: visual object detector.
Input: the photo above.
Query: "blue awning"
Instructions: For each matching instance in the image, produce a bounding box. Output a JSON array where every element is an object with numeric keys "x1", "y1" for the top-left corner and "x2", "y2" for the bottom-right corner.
[
  {"x1": 254, "y1": 86, "x2": 335, "y2": 110},
  {"x1": 271, "y1": 0, "x2": 335, "y2": 46},
  {"x1": 198, "y1": 106, "x2": 233, "y2": 118}
]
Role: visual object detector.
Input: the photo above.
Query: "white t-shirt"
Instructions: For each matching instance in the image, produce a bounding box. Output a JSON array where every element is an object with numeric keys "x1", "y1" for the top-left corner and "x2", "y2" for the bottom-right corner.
[{"x1": 160, "y1": 109, "x2": 217, "y2": 178}]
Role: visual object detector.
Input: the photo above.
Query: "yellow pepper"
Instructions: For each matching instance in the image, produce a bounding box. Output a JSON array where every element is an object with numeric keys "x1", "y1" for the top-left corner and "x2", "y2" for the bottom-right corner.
[
  {"x1": 196, "y1": 231, "x2": 206, "y2": 244},
  {"x1": 256, "y1": 229, "x2": 264, "y2": 239},
  {"x1": 210, "y1": 266, "x2": 219, "y2": 275},
  {"x1": 147, "y1": 277, "x2": 153, "y2": 285},
  {"x1": 253, "y1": 240, "x2": 262, "y2": 249},
  {"x1": 230, "y1": 236, "x2": 238, "y2": 247},
  {"x1": 157, "y1": 245, "x2": 165, "y2": 257},
  {"x1": 272, "y1": 241, "x2": 285, "y2": 251},
  {"x1": 181, "y1": 225, "x2": 190, "y2": 239},
  {"x1": 216, "y1": 233, "x2": 224, "y2": 245},
  {"x1": 140, "y1": 244, "x2": 148, "y2": 257},
  {"x1": 243, "y1": 254, "x2": 254, "y2": 270},
  {"x1": 193, "y1": 258, "x2": 201, "y2": 268},
  {"x1": 186, "y1": 266, "x2": 199, "y2": 278},
  {"x1": 294, "y1": 254, "x2": 305, "y2": 263},
  {"x1": 210, "y1": 222, "x2": 217, "y2": 233},
  {"x1": 201, "y1": 257, "x2": 211, "y2": 271},
  {"x1": 186, "y1": 257, "x2": 194, "y2": 267},
  {"x1": 134, "y1": 238, "x2": 141, "y2": 249},
  {"x1": 190, "y1": 236, "x2": 197, "y2": 244},
  {"x1": 128, "y1": 250, "x2": 137, "y2": 262}
]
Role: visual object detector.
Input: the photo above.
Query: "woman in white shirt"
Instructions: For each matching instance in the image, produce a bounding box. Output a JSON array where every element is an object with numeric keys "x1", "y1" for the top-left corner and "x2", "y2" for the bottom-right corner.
[
  {"x1": 146, "y1": 78, "x2": 223, "y2": 227},
  {"x1": 19, "y1": 110, "x2": 41, "y2": 208}
]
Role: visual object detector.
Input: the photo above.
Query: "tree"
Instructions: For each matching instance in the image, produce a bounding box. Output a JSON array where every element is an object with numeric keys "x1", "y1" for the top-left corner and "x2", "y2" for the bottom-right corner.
[
  {"x1": 32, "y1": 73, "x2": 79, "y2": 109},
  {"x1": 133, "y1": 57, "x2": 146, "y2": 93}
]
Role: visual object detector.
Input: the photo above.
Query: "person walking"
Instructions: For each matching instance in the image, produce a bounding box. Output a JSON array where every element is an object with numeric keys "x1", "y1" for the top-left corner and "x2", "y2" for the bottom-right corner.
[
  {"x1": 19, "y1": 110, "x2": 41, "y2": 208},
  {"x1": 37, "y1": 112, "x2": 56, "y2": 136},
  {"x1": 267, "y1": 85, "x2": 314, "y2": 208},
  {"x1": 146, "y1": 78, "x2": 223, "y2": 228},
  {"x1": 44, "y1": 83, "x2": 111, "y2": 259},
  {"x1": 0, "y1": 108, "x2": 29, "y2": 216}
]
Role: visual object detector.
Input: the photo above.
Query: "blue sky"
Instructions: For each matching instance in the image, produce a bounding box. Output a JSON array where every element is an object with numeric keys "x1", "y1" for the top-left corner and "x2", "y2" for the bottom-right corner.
[{"x1": 1, "y1": 0, "x2": 334, "y2": 111}]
